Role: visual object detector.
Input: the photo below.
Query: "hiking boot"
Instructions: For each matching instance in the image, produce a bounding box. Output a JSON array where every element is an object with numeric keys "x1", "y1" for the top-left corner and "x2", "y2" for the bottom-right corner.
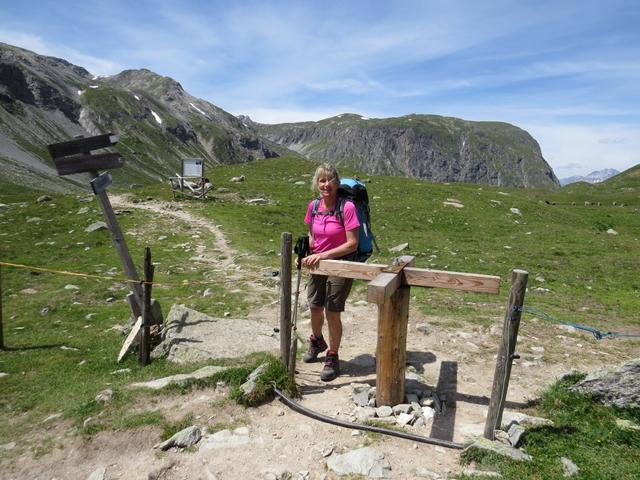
[
  {"x1": 320, "y1": 350, "x2": 340, "y2": 382},
  {"x1": 303, "y1": 334, "x2": 328, "y2": 363}
]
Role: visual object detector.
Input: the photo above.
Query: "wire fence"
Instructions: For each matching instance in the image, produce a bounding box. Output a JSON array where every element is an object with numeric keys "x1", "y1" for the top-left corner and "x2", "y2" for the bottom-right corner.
[{"x1": 515, "y1": 305, "x2": 640, "y2": 340}]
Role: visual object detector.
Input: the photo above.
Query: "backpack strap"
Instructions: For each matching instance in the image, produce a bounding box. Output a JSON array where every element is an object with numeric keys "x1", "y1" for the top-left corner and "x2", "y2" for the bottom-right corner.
[{"x1": 311, "y1": 199, "x2": 321, "y2": 229}]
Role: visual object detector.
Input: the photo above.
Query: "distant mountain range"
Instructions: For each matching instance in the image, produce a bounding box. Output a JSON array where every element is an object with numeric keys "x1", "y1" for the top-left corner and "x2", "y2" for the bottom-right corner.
[
  {"x1": 560, "y1": 169, "x2": 620, "y2": 186},
  {"x1": 1, "y1": 41, "x2": 560, "y2": 192}
]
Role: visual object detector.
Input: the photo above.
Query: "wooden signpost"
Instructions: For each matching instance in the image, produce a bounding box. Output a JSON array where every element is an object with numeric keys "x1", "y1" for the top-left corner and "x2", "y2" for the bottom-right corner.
[
  {"x1": 48, "y1": 133, "x2": 161, "y2": 363},
  {"x1": 302, "y1": 257, "x2": 502, "y2": 407}
]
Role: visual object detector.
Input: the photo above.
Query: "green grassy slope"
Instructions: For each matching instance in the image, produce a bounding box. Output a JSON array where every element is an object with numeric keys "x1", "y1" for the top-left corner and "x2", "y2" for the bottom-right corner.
[{"x1": 0, "y1": 157, "x2": 638, "y2": 471}]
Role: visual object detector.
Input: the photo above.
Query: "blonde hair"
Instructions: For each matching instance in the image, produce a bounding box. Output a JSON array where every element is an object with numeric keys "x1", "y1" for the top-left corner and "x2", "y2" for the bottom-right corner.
[{"x1": 311, "y1": 163, "x2": 340, "y2": 192}]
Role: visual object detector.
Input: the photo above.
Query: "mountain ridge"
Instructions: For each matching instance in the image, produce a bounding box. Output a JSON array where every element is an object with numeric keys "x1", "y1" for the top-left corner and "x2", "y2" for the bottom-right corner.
[{"x1": 2, "y1": 42, "x2": 559, "y2": 192}]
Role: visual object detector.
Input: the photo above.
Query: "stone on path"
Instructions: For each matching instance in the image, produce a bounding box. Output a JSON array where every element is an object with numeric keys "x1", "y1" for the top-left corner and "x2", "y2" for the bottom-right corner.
[
  {"x1": 571, "y1": 358, "x2": 640, "y2": 409},
  {"x1": 560, "y1": 457, "x2": 580, "y2": 477},
  {"x1": 464, "y1": 437, "x2": 532, "y2": 462},
  {"x1": 199, "y1": 427, "x2": 251, "y2": 450},
  {"x1": 151, "y1": 305, "x2": 279, "y2": 363},
  {"x1": 155, "y1": 426, "x2": 202, "y2": 451},
  {"x1": 327, "y1": 447, "x2": 392, "y2": 478},
  {"x1": 130, "y1": 365, "x2": 228, "y2": 390},
  {"x1": 0, "y1": 442, "x2": 16, "y2": 451},
  {"x1": 85, "y1": 221, "x2": 108, "y2": 233},
  {"x1": 86, "y1": 466, "x2": 106, "y2": 480},
  {"x1": 351, "y1": 383, "x2": 371, "y2": 407}
]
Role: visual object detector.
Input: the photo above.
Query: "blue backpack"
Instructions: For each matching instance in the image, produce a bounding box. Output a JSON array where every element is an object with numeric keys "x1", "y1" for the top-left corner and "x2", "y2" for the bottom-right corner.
[{"x1": 311, "y1": 178, "x2": 378, "y2": 262}]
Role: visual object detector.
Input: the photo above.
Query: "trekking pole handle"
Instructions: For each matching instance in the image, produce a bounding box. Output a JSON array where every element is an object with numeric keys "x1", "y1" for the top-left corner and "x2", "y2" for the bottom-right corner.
[{"x1": 294, "y1": 234, "x2": 310, "y2": 270}]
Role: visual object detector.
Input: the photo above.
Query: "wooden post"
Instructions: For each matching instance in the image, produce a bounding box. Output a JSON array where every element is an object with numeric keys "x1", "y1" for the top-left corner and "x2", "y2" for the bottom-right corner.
[
  {"x1": 90, "y1": 169, "x2": 143, "y2": 316},
  {"x1": 279, "y1": 233, "x2": 292, "y2": 365},
  {"x1": 139, "y1": 247, "x2": 154, "y2": 365},
  {"x1": 376, "y1": 283, "x2": 411, "y2": 406},
  {"x1": 372, "y1": 255, "x2": 415, "y2": 406},
  {"x1": 484, "y1": 269, "x2": 528, "y2": 439},
  {"x1": 0, "y1": 265, "x2": 4, "y2": 349}
]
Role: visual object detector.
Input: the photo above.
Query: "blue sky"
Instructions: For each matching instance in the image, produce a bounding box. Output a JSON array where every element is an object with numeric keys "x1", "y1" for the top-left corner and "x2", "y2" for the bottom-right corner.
[{"x1": 1, "y1": 0, "x2": 639, "y2": 177}]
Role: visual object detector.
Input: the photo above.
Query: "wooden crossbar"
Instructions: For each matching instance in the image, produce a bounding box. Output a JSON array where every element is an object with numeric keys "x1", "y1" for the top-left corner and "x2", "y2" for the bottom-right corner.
[{"x1": 307, "y1": 260, "x2": 501, "y2": 294}]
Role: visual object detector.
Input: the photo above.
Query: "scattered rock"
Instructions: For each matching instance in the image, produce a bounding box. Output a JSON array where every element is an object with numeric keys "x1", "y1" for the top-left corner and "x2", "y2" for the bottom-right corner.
[
  {"x1": 202, "y1": 288, "x2": 213, "y2": 297},
  {"x1": 83, "y1": 417, "x2": 96, "y2": 429},
  {"x1": 0, "y1": 442, "x2": 16, "y2": 451},
  {"x1": 43, "y1": 413, "x2": 62, "y2": 423},
  {"x1": 40, "y1": 307, "x2": 50, "y2": 316},
  {"x1": 240, "y1": 363, "x2": 269, "y2": 396},
  {"x1": 501, "y1": 412, "x2": 553, "y2": 429},
  {"x1": 86, "y1": 466, "x2": 106, "y2": 480},
  {"x1": 388, "y1": 243, "x2": 409, "y2": 253},
  {"x1": 396, "y1": 413, "x2": 414, "y2": 425},
  {"x1": 355, "y1": 406, "x2": 377, "y2": 422},
  {"x1": 199, "y1": 427, "x2": 251, "y2": 450},
  {"x1": 246, "y1": 198, "x2": 269, "y2": 205},
  {"x1": 464, "y1": 437, "x2": 532, "y2": 462},
  {"x1": 616, "y1": 418, "x2": 640, "y2": 431},
  {"x1": 560, "y1": 457, "x2": 580, "y2": 477},
  {"x1": 443, "y1": 201, "x2": 464, "y2": 208},
  {"x1": 461, "y1": 468, "x2": 503, "y2": 478},
  {"x1": 151, "y1": 305, "x2": 279, "y2": 363},
  {"x1": 112, "y1": 368, "x2": 131, "y2": 375},
  {"x1": 26, "y1": 217, "x2": 42, "y2": 223},
  {"x1": 571, "y1": 358, "x2": 640, "y2": 408},
  {"x1": 510, "y1": 208, "x2": 522, "y2": 216},
  {"x1": 392, "y1": 404, "x2": 412, "y2": 415},
  {"x1": 230, "y1": 175, "x2": 245, "y2": 183},
  {"x1": 37, "y1": 195, "x2": 52, "y2": 203},
  {"x1": 375, "y1": 405, "x2": 393, "y2": 418},
  {"x1": 416, "y1": 323, "x2": 433, "y2": 335},
  {"x1": 507, "y1": 422, "x2": 526, "y2": 447},
  {"x1": 155, "y1": 425, "x2": 202, "y2": 451},
  {"x1": 95, "y1": 389, "x2": 113, "y2": 404},
  {"x1": 20, "y1": 288, "x2": 38, "y2": 295},
  {"x1": 606, "y1": 228, "x2": 618, "y2": 235},
  {"x1": 77, "y1": 207, "x2": 90, "y2": 214},
  {"x1": 60, "y1": 346, "x2": 79, "y2": 351},
  {"x1": 65, "y1": 284, "x2": 80, "y2": 290},
  {"x1": 130, "y1": 365, "x2": 228, "y2": 390},
  {"x1": 327, "y1": 447, "x2": 391, "y2": 478},
  {"x1": 351, "y1": 383, "x2": 371, "y2": 407},
  {"x1": 85, "y1": 221, "x2": 108, "y2": 233}
]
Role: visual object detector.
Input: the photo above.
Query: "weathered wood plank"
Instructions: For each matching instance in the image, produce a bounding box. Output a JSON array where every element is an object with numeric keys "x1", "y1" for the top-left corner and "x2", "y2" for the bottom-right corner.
[
  {"x1": 48, "y1": 133, "x2": 118, "y2": 159},
  {"x1": 118, "y1": 316, "x2": 142, "y2": 362},
  {"x1": 402, "y1": 267, "x2": 500, "y2": 293},
  {"x1": 53, "y1": 153, "x2": 125, "y2": 176},
  {"x1": 307, "y1": 260, "x2": 500, "y2": 294}
]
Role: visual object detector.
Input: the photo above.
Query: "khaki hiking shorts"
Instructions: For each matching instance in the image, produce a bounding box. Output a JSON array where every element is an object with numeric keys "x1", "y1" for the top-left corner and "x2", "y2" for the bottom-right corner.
[{"x1": 307, "y1": 274, "x2": 353, "y2": 312}]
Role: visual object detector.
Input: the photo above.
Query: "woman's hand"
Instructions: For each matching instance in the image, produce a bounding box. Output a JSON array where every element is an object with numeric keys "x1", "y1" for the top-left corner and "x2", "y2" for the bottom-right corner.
[{"x1": 302, "y1": 252, "x2": 326, "y2": 268}]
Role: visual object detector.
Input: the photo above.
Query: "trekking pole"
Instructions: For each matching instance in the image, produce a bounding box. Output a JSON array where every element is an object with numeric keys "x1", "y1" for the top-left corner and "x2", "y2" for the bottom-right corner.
[{"x1": 288, "y1": 235, "x2": 309, "y2": 378}]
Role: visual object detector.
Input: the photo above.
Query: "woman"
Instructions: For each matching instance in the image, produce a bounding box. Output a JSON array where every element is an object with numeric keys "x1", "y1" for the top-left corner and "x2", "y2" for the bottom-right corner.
[{"x1": 302, "y1": 163, "x2": 360, "y2": 381}]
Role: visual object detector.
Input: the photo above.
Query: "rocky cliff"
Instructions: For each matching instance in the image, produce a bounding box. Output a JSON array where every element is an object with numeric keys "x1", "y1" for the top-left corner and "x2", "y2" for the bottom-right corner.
[
  {"x1": 256, "y1": 113, "x2": 559, "y2": 189},
  {"x1": 0, "y1": 42, "x2": 279, "y2": 192}
]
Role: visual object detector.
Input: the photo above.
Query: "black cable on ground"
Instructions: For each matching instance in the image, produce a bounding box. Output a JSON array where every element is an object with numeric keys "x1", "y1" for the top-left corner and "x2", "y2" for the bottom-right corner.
[{"x1": 273, "y1": 387, "x2": 465, "y2": 450}]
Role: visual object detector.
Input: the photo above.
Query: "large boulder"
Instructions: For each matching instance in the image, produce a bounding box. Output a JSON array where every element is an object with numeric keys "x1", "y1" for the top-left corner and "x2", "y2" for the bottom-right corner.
[
  {"x1": 570, "y1": 359, "x2": 640, "y2": 409},
  {"x1": 151, "y1": 305, "x2": 279, "y2": 363}
]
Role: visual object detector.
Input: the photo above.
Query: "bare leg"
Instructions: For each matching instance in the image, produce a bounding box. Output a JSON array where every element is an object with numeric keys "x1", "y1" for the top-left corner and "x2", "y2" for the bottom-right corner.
[
  {"x1": 310, "y1": 306, "x2": 325, "y2": 338},
  {"x1": 325, "y1": 310, "x2": 343, "y2": 352}
]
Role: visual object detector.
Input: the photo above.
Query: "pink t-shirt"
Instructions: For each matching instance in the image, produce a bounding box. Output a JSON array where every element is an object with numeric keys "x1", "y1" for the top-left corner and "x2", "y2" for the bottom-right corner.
[{"x1": 304, "y1": 199, "x2": 360, "y2": 253}]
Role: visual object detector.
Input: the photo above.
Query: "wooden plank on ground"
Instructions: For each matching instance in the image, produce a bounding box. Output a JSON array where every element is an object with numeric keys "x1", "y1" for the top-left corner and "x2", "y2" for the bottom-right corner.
[{"x1": 118, "y1": 316, "x2": 142, "y2": 362}]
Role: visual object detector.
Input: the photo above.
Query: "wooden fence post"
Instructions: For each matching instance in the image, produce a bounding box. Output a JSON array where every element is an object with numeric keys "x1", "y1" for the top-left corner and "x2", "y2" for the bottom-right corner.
[
  {"x1": 0, "y1": 265, "x2": 4, "y2": 349},
  {"x1": 375, "y1": 283, "x2": 411, "y2": 406},
  {"x1": 139, "y1": 247, "x2": 154, "y2": 366},
  {"x1": 279, "y1": 233, "x2": 292, "y2": 365},
  {"x1": 484, "y1": 269, "x2": 528, "y2": 439}
]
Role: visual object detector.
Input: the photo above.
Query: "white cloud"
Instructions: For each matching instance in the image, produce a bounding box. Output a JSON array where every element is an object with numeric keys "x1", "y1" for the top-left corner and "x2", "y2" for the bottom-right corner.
[{"x1": 526, "y1": 123, "x2": 640, "y2": 176}]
